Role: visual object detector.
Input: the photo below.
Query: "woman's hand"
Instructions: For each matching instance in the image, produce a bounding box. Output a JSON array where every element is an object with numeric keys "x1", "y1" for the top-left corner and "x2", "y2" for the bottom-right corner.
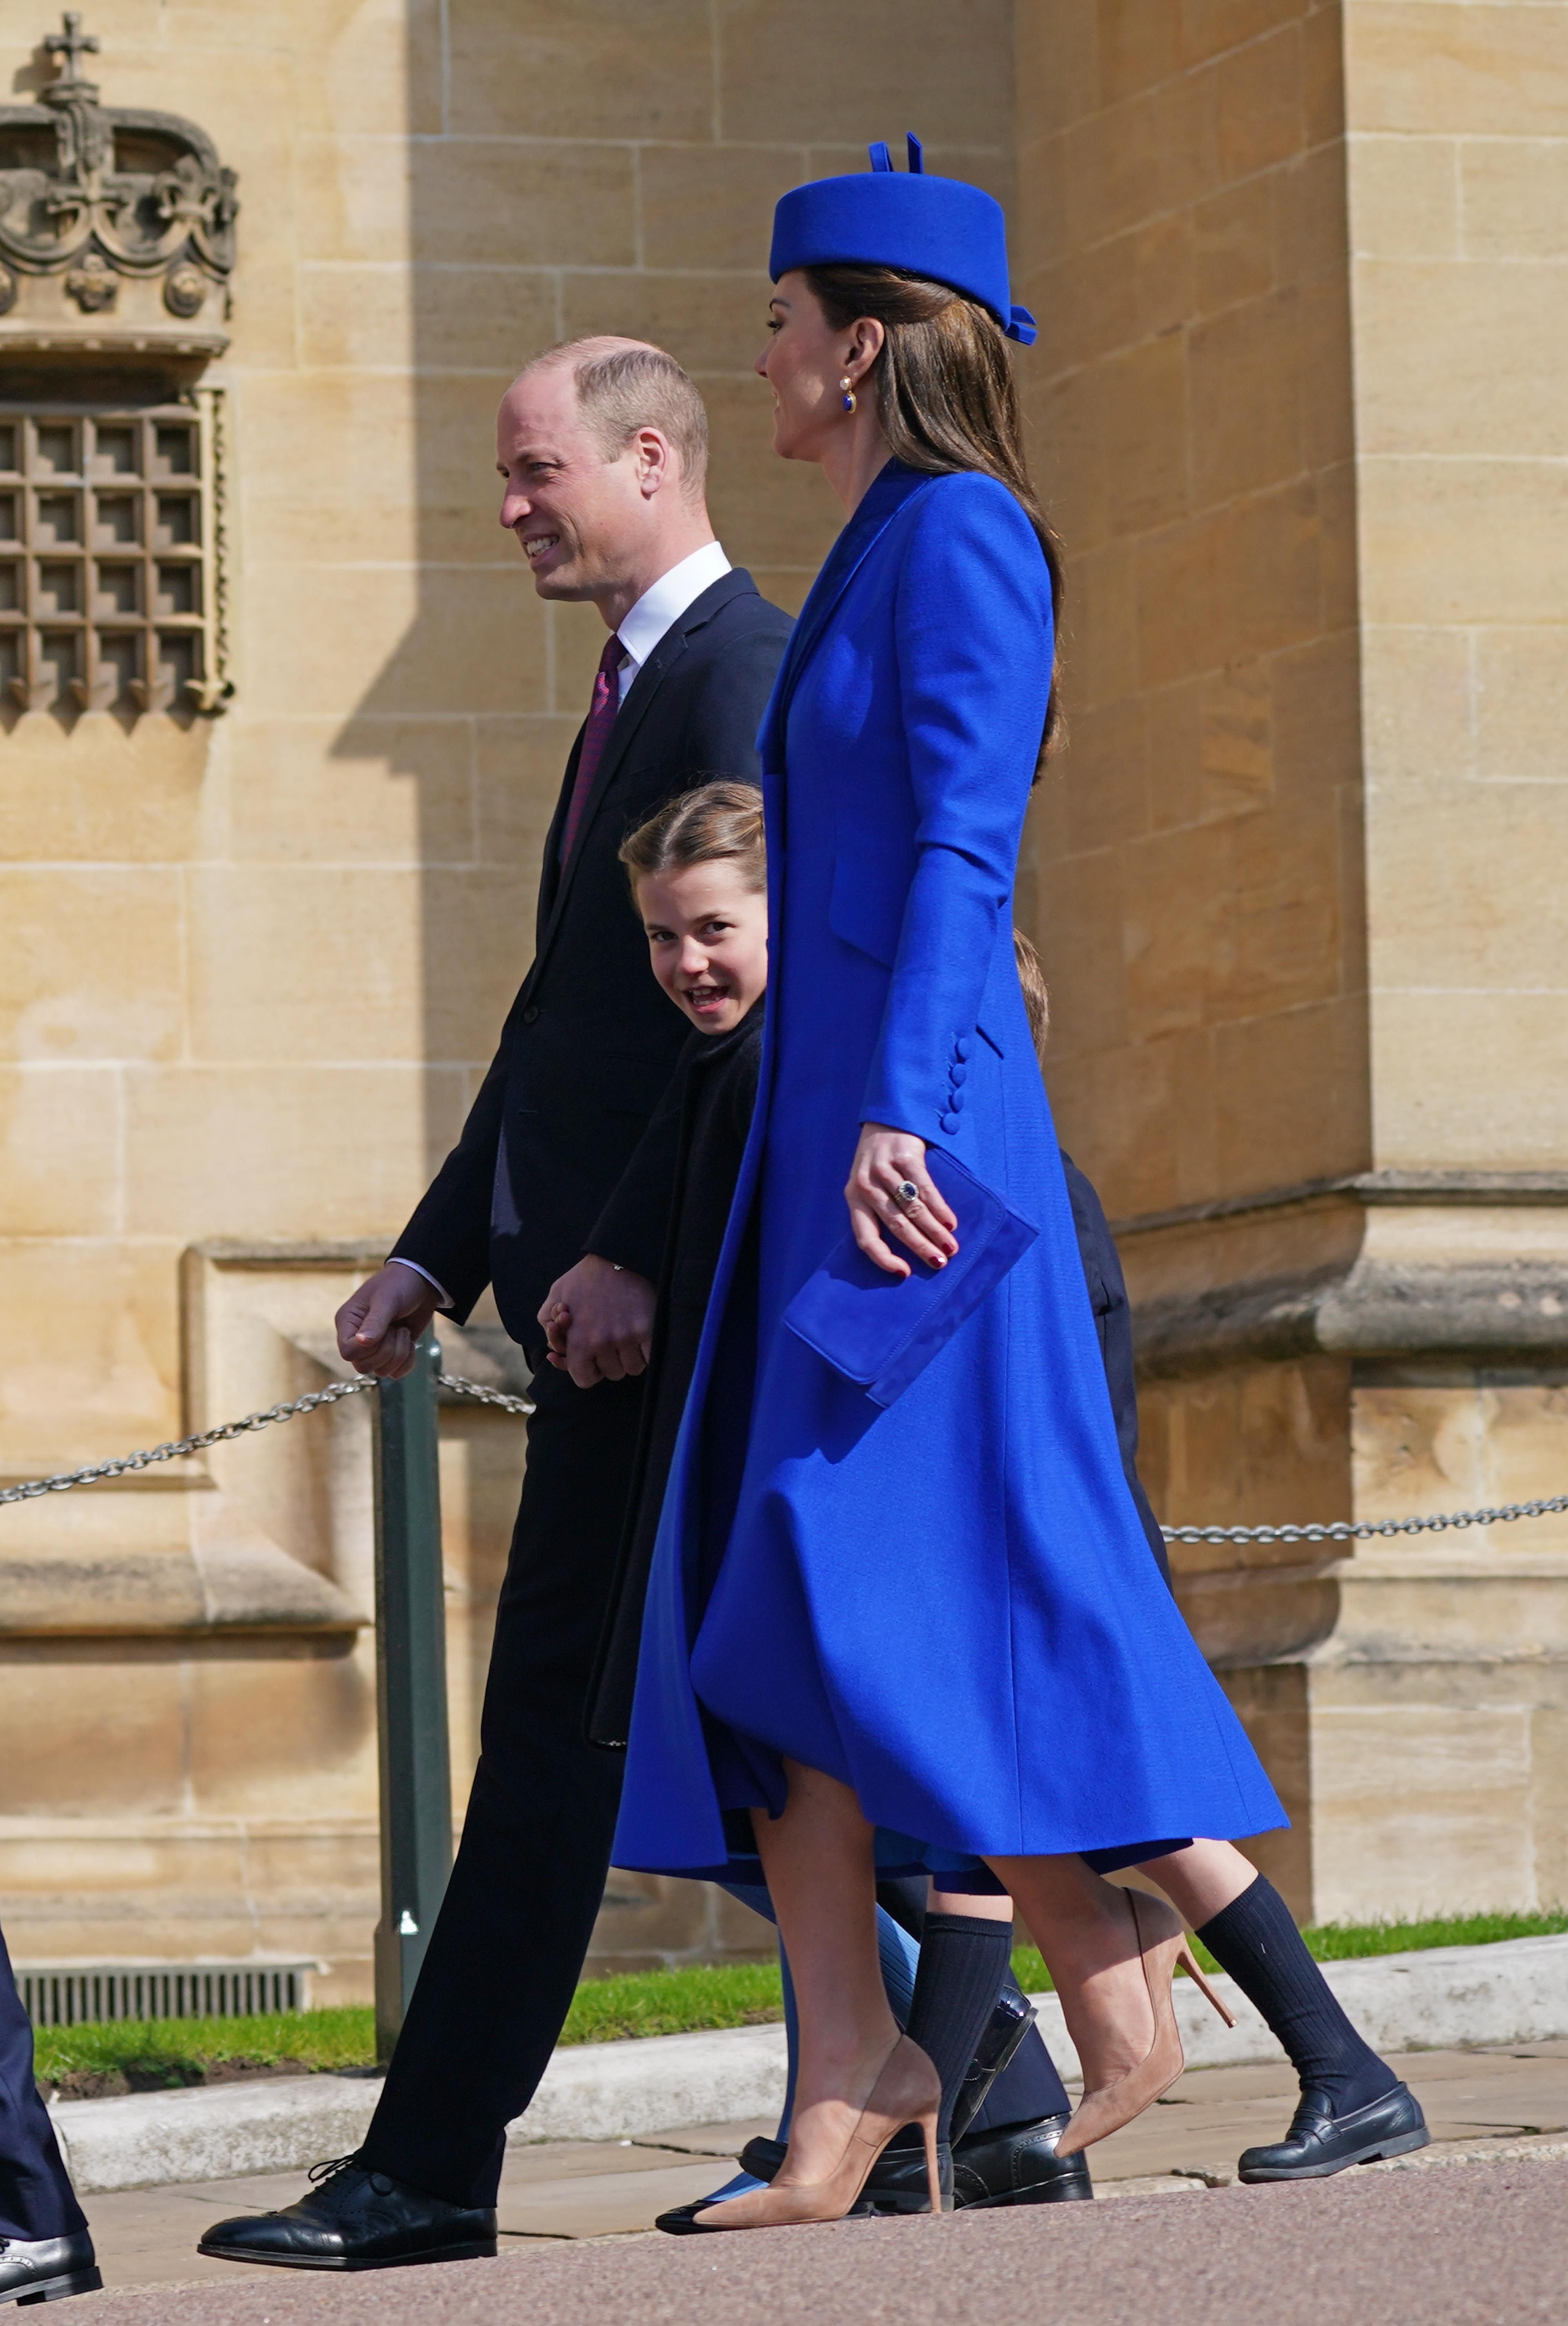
[{"x1": 845, "y1": 1124, "x2": 960, "y2": 1279}]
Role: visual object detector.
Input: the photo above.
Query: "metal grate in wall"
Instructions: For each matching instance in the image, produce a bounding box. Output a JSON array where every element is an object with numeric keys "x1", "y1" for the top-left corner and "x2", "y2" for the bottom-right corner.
[
  {"x1": 17, "y1": 1961, "x2": 314, "y2": 2027},
  {"x1": 0, "y1": 398, "x2": 230, "y2": 721}
]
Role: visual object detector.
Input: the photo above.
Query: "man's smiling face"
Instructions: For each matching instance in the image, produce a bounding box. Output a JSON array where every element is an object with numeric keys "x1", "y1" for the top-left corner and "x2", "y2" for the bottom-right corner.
[{"x1": 495, "y1": 363, "x2": 639, "y2": 601}]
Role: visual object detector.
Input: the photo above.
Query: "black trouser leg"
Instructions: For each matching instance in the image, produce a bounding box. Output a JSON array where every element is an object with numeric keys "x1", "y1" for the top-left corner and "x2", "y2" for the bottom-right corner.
[
  {"x1": 0, "y1": 1921, "x2": 86, "y2": 2242},
  {"x1": 359, "y1": 1367, "x2": 640, "y2": 2208}
]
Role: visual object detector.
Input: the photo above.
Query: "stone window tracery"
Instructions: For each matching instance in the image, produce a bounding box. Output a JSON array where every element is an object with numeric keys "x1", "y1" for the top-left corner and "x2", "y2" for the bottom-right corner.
[
  {"x1": 0, "y1": 391, "x2": 228, "y2": 721},
  {"x1": 0, "y1": 16, "x2": 237, "y2": 727}
]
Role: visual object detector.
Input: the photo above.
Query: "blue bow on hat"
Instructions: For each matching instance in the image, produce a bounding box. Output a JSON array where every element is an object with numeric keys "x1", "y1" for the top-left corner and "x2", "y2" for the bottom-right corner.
[{"x1": 769, "y1": 133, "x2": 1037, "y2": 347}]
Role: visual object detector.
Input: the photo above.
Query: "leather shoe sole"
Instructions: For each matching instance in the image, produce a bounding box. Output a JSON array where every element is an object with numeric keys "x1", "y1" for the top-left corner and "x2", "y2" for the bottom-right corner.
[
  {"x1": 197, "y1": 2234, "x2": 495, "y2": 2272},
  {"x1": 0, "y1": 2231, "x2": 103, "y2": 2305},
  {"x1": 0, "y1": 2266, "x2": 103, "y2": 2303},
  {"x1": 1238, "y1": 2083, "x2": 1430, "y2": 2182}
]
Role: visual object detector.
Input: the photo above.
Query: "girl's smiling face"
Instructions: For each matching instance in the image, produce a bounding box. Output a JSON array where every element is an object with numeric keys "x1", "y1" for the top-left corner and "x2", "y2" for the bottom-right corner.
[{"x1": 635, "y1": 860, "x2": 768, "y2": 1035}]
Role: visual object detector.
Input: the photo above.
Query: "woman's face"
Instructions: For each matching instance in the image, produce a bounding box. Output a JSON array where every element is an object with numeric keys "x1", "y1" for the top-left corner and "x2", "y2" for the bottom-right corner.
[
  {"x1": 756, "y1": 271, "x2": 856, "y2": 463},
  {"x1": 635, "y1": 861, "x2": 768, "y2": 1036}
]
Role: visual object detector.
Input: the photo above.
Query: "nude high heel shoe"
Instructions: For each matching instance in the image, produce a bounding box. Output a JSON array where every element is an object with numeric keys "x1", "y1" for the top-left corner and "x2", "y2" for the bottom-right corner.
[
  {"x1": 1054, "y1": 1889, "x2": 1236, "y2": 2159},
  {"x1": 689, "y1": 2033, "x2": 944, "y2": 2230}
]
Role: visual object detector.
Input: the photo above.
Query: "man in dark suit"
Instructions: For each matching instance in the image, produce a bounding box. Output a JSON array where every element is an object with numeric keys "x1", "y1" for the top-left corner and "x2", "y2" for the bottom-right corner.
[
  {"x1": 200, "y1": 339, "x2": 793, "y2": 2273},
  {"x1": 0, "y1": 1923, "x2": 101, "y2": 2302}
]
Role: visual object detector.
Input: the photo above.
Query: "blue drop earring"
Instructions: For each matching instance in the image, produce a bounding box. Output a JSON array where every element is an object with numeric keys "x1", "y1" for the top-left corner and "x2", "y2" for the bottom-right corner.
[{"x1": 840, "y1": 376, "x2": 857, "y2": 414}]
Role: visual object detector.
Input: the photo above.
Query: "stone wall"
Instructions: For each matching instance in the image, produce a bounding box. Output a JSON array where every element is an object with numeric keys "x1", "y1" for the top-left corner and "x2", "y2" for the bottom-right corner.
[
  {"x1": 0, "y1": 0, "x2": 1013, "y2": 1997},
  {"x1": 1013, "y1": 1, "x2": 1568, "y2": 1922},
  {"x1": 1014, "y1": 0, "x2": 1368, "y2": 1223}
]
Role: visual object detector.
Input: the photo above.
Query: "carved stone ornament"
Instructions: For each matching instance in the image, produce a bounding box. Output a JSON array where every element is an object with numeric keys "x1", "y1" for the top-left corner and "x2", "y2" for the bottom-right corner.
[{"x1": 0, "y1": 13, "x2": 238, "y2": 354}]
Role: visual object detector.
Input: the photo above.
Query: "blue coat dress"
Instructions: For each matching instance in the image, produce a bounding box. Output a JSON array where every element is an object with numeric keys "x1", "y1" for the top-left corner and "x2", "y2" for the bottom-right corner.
[{"x1": 612, "y1": 460, "x2": 1284, "y2": 1881}]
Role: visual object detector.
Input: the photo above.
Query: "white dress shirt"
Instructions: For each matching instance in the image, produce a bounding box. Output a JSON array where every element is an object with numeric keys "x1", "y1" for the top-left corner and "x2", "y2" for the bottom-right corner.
[
  {"x1": 608, "y1": 539, "x2": 732, "y2": 702},
  {"x1": 396, "y1": 539, "x2": 733, "y2": 1314}
]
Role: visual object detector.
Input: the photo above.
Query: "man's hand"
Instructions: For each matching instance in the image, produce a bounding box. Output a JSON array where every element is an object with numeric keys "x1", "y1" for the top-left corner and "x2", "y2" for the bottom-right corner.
[
  {"x1": 335, "y1": 1262, "x2": 441, "y2": 1380},
  {"x1": 537, "y1": 1256, "x2": 655, "y2": 1389}
]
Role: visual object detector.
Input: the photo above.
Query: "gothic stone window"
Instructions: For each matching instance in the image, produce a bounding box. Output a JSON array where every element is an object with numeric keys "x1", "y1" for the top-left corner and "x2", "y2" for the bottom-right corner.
[
  {"x1": 0, "y1": 396, "x2": 228, "y2": 720},
  {"x1": 0, "y1": 17, "x2": 238, "y2": 725}
]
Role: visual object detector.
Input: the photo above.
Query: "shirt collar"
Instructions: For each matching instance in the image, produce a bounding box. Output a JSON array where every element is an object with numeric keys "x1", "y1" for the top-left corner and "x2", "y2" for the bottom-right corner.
[{"x1": 616, "y1": 541, "x2": 732, "y2": 676}]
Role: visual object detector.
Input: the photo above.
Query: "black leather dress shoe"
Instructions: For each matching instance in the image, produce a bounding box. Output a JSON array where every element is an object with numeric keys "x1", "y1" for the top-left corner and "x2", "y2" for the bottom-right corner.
[
  {"x1": 0, "y1": 2230, "x2": 102, "y2": 2304},
  {"x1": 1238, "y1": 2083, "x2": 1429, "y2": 2181},
  {"x1": 950, "y1": 2114, "x2": 1094, "y2": 2207},
  {"x1": 738, "y1": 2112, "x2": 1093, "y2": 2212},
  {"x1": 197, "y1": 2154, "x2": 497, "y2": 2271},
  {"x1": 948, "y1": 1985, "x2": 1039, "y2": 2146}
]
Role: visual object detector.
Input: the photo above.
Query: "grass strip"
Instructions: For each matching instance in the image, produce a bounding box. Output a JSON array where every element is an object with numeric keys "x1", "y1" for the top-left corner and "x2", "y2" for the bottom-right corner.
[
  {"x1": 33, "y1": 1963, "x2": 787, "y2": 2090},
  {"x1": 33, "y1": 1909, "x2": 1566, "y2": 2087},
  {"x1": 1009, "y1": 1907, "x2": 1568, "y2": 1995},
  {"x1": 34, "y1": 2005, "x2": 377, "y2": 2094}
]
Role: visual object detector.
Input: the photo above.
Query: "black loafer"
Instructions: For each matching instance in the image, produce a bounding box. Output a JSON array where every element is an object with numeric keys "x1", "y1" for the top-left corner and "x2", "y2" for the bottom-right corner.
[
  {"x1": 951, "y1": 2114, "x2": 1094, "y2": 2207},
  {"x1": 948, "y1": 1985, "x2": 1039, "y2": 2146},
  {"x1": 0, "y1": 2230, "x2": 102, "y2": 2304},
  {"x1": 1238, "y1": 2083, "x2": 1430, "y2": 2181},
  {"x1": 198, "y1": 2154, "x2": 497, "y2": 2271}
]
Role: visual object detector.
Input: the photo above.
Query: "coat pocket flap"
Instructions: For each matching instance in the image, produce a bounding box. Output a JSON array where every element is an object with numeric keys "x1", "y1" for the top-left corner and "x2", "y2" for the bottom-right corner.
[
  {"x1": 782, "y1": 1150, "x2": 1038, "y2": 1409},
  {"x1": 827, "y1": 853, "x2": 905, "y2": 967}
]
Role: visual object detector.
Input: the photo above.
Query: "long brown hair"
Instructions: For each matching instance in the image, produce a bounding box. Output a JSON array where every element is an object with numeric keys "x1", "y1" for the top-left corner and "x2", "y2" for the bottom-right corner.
[{"x1": 804, "y1": 262, "x2": 1064, "y2": 761}]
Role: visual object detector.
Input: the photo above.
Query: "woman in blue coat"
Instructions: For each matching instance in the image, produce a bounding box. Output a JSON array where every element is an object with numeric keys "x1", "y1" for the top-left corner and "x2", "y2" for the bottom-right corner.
[{"x1": 612, "y1": 145, "x2": 1287, "y2": 2227}]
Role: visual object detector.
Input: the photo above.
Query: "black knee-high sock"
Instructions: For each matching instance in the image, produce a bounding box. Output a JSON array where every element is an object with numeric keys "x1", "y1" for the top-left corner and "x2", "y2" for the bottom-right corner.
[
  {"x1": 1197, "y1": 1875, "x2": 1397, "y2": 2116},
  {"x1": 892, "y1": 1913, "x2": 1014, "y2": 2148}
]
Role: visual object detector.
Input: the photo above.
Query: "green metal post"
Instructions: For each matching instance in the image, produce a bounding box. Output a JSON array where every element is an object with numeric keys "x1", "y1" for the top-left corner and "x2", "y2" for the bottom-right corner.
[{"x1": 372, "y1": 1331, "x2": 453, "y2": 2064}]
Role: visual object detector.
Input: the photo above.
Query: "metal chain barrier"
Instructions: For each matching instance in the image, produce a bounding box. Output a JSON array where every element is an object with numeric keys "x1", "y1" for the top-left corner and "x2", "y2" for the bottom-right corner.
[
  {"x1": 435, "y1": 1372, "x2": 534, "y2": 1417},
  {"x1": 1162, "y1": 1495, "x2": 1568, "y2": 1546},
  {"x1": 0, "y1": 1371, "x2": 534, "y2": 1506},
  {"x1": 0, "y1": 1374, "x2": 1559, "y2": 1542}
]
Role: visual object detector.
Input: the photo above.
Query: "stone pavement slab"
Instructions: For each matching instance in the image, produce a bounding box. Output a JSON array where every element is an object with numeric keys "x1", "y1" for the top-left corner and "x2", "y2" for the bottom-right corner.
[
  {"x1": 50, "y1": 1938, "x2": 1568, "y2": 2194},
  {"x1": 73, "y1": 2051, "x2": 1568, "y2": 2292},
  {"x1": 65, "y1": 2157, "x2": 1568, "y2": 2326},
  {"x1": 80, "y1": 2122, "x2": 780, "y2": 2287}
]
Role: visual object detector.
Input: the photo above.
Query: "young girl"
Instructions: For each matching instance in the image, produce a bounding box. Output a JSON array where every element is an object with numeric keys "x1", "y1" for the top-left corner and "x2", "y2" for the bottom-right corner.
[{"x1": 569, "y1": 780, "x2": 770, "y2": 1751}]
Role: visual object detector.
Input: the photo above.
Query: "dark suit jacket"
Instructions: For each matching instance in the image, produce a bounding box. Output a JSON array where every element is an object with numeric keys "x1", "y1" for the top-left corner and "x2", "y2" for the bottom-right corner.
[{"x1": 390, "y1": 570, "x2": 792, "y2": 1355}]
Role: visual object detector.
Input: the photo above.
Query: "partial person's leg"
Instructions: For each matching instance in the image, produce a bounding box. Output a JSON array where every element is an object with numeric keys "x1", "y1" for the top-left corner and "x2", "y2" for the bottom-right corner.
[
  {"x1": 201, "y1": 1366, "x2": 644, "y2": 2269},
  {"x1": 747, "y1": 1765, "x2": 904, "y2": 2190},
  {"x1": 1133, "y1": 1839, "x2": 1425, "y2": 2173},
  {"x1": 360, "y1": 1366, "x2": 640, "y2": 2201},
  {"x1": 662, "y1": 1880, "x2": 925, "y2": 2226},
  {"x1": 924, "y1": 1889, "x2": 1076, "y2": 2140},
  {"x1": 688, "y1": 1764, "x2": 945, "y2": 2228},
  {"x1": 991, "y1": 1852, "x2": 1234, "y2": 2156},
  {"x1": 900, "y1": 1889, "x2": 1016, "y2": 2148},
  {"x1": 0, "y1": 1921, "x2": 100, "y2": 2302}
]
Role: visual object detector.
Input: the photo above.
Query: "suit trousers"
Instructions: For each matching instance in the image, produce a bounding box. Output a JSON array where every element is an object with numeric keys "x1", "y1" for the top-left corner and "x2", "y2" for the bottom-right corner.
[
  {"x1": 359, "y1": 1363, "x2": 640, "y2": 2207},
  {"x1": 0, "y1": 1920, "x2": 86, "y2": 2242}
]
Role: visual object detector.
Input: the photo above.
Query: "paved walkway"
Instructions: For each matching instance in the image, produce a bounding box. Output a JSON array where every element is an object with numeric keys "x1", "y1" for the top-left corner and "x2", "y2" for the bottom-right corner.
[{"x1": 74, "y1": 2042, "x2": 1568, "y2": 2321}]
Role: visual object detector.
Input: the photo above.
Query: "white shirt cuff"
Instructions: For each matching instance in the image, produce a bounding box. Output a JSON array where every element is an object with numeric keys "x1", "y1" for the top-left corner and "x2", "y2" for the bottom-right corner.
[{"x1": 392, "y1": 1257, "x2": 453, "y2": 1310}]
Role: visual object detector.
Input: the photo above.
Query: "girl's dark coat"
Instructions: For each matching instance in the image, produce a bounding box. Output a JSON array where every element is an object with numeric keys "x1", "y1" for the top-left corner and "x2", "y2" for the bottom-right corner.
[{"x1": 586, "y1": 1005, "x2": 762, "y2": 1749}]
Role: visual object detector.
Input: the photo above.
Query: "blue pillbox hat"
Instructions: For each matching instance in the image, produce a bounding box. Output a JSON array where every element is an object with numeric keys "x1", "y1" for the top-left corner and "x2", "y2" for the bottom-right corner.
[{"x1": 769, "y1": 133, "x2": 1036, "y2": 347}]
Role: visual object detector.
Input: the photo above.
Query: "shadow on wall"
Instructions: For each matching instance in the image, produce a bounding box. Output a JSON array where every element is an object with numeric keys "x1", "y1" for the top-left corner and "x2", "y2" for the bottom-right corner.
[{"x1": 327, "y1": 0, "x2": 1011, "y2": 1195}]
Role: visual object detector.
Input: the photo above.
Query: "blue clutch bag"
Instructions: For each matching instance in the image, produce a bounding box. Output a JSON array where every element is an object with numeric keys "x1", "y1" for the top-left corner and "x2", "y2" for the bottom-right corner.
[{"x1": 782, "y1": 1148, "x2": 1039, "y2": 1409}]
